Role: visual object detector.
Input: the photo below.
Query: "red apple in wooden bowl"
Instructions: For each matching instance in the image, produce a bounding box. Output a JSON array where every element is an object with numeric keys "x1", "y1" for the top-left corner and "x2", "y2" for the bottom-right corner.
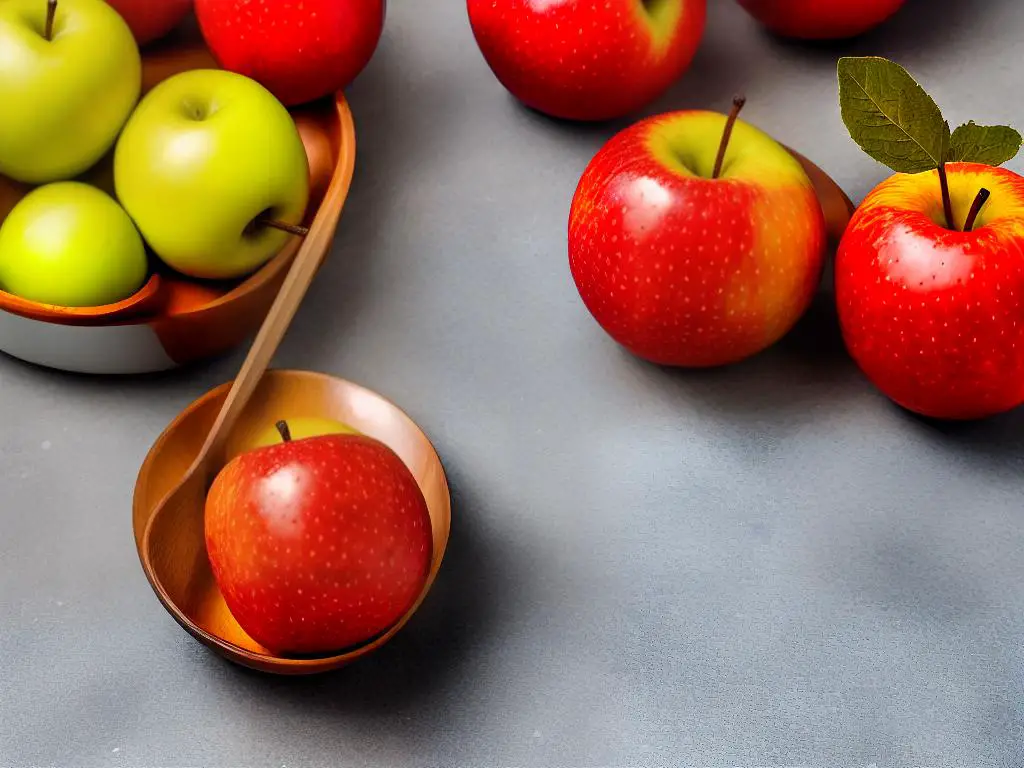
[{"x1": 134, "y1": 370, "x2": 451, "y2": 675}]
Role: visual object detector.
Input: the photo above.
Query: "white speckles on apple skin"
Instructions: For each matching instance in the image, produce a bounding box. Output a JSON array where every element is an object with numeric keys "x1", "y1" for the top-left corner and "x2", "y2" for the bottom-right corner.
[
  {"x1": 836, "y1": 164, "x2": 1024, "y2": 420},
  {"x1": 194, "y1": 0, "x2": 385, "y2": 107},
  {"x1": 467, "y1": 0, "x2": 706, "y2": 121},
  {"x1": 568, "y1": 112, "x2": 826, "y2": 367},
  {"x1": 204, "y1": 434, "x2": 433, "y2": 656}
]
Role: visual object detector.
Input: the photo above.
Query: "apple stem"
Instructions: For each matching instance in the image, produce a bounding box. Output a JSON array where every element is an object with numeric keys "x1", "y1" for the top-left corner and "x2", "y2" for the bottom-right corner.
[
  {"x1": 259, "y1": 218, "x2": 309, "y2": 237},
  {"x1": 275, "y1": 420, "x2": 293, "y2": 442},
  {"x1": 963, "y1": 188, "x2": 991, "y2": 232},
  {"x1": 937, "y1": 162, "x2": 955, "y2": 230},
  {"x1": 44, "y1": 0, "x2": 57, "y2": 40},
  {"x1": 712, "y1": 96, "x2": 746, "y2": 180}
]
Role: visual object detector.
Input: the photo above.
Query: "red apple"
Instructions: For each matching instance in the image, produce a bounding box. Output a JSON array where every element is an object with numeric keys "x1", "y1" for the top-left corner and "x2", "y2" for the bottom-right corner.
[
  {"x1": 467, "y1": 0, "x2": 706, "y2": 122},
  {"x1": 104, "y1": 0, "x2": 193, "y2": 47},
  {"x1": 204, "y1": 422, "x2": 433, "y2": 655},
  {"x1": 735, "y1": 0, "x2": 905, "y2": 40},
  {"x1": 835, "y1": 163, "x2": 1024, "y2": 420},
  {"x1": 194, "y1": 0, "x2": 385, "y2": 107},
  {"x1": 569, "y1": 104, "x2": 827, "y2": 366}
]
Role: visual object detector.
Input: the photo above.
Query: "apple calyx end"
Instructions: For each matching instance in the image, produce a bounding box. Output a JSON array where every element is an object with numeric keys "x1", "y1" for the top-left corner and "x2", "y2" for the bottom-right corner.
[
  {"x1": 712, "y1": 95, "x2": 746, "y2": 180},
  {"x1": 44, "y1": 0, "x2": 57, "y2": 41},
  {"x1": 963, "y1": 187, "x2": 991, "y2": 233},
  {"x1": 275, "y1": 420, "x2": 293, "y2": 443}
]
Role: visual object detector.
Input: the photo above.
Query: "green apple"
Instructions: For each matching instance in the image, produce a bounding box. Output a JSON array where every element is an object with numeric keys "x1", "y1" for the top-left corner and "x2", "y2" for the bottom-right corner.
[
  {"x1": 113, "y1": 69, "x2": 310, "y2": 280},
  {"x1": 0, "y1": 181, "x2": 148, "y2": 307},
  {"x1": 248, "y1": 417, "x2": 361, "y2": 450},
  {"x1": 0, "y1": 0, "x2": 141, "y2": 184}
]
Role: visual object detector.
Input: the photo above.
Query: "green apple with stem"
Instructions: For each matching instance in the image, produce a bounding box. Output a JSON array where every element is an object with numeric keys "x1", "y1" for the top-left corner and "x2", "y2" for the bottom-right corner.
[
  {"x1": 0, "y1": 0, "x2": 141, "y2": 184},
  {"x1": 0, "y1": 182, "x2": 148, "y2": 307},
  {"x1": 113, "y1": 69, "x2": 311, "y2": 280}
]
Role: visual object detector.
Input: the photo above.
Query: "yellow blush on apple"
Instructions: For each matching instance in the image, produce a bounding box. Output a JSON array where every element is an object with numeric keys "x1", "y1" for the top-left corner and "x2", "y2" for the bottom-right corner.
[{"x1": 248, "y1": 417, "x2": 361, "y2": 450}]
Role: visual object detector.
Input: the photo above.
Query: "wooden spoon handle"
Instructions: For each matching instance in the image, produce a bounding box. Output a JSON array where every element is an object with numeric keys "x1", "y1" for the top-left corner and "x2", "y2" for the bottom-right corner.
[{"x1": 197, "y1": 203, "x2": 346, "y2": 468}]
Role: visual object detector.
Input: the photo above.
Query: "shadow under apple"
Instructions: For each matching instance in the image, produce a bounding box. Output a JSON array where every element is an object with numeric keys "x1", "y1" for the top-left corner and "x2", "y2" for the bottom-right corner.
[
  {"x1": 751, "y1": 0, "x2": 987, "y2": 61},
  {"x1": 212, "y1": 469, "x2": 526, "y2": 723},
  {"x1": 893, "y1": 398, "x2": 1024, "y2": 470},
  {"x1": 624, "y1": 287, "x2": 865, "y2": 426}
]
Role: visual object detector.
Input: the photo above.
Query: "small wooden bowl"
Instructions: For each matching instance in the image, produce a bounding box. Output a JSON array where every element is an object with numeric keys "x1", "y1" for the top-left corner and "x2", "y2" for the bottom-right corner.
[
  {"x1": 0, "y1": 29, "x2": 356, "y2": 375},
  {"x1": 133, "y1": 369, "x2": 451, "y2": 675}
]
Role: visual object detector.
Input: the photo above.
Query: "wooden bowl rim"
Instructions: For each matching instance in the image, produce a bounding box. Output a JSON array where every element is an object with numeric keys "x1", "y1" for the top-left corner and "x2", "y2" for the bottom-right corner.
[
  {"x1": 0, "y1": 271, "x2": 163, "y2": 323},
  {"x1": 133, "y1": 368, "x2": 452, "y2": 674},
  {"x1": 0, "y1": 93, "x2": 356, "y2": 328}
]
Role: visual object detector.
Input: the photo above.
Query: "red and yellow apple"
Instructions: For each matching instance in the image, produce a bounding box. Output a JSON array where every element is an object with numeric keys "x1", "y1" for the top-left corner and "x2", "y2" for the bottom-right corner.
[
  {"x1": 104, "y1": 0, "x2": 192, "y2": 46},
  {"x1": 735, "y1": 0, "x2": 905, "y2": 40},
  {"x1": 569, "y1": 108, "x2": 827, "y2": 366},
  {"x1": 835, "y1": 162, "x2": 1024, "y2": 420},
  {"x1": 467, "y1": 0, "x2": 706, "y2": 122}
]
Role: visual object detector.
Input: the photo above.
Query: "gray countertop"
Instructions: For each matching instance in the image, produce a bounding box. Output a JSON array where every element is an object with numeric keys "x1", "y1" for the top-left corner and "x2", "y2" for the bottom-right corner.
[{"x1": 4, "y1": 0, "x2": 1024, "y2": 765}]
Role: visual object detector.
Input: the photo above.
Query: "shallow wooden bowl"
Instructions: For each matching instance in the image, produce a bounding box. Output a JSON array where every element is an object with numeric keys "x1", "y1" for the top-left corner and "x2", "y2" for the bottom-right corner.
[
  {"x1": 133, "y1": 369, "x2": 451, "y2": 675},
  {"x1": 0, "y1": 29, "x2": 356, "y2": 375}
]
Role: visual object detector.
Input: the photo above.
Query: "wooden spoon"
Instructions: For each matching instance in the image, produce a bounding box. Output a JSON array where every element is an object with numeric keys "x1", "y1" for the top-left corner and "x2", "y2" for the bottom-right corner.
[{"x1": 140, "y1": 164, "x2": 351, "y2": 612}]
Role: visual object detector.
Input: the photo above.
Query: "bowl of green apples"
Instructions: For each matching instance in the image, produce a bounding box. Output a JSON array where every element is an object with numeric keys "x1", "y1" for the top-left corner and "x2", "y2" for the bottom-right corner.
[{"x1": 0, "y1": 0, "x2": 356, "y2": 374}]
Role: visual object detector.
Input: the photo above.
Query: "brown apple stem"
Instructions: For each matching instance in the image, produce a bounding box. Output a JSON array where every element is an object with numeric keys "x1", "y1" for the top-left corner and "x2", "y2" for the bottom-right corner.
[
  {"x1": 259, "y1": 218, "x2": 309, "y2": 237},
  {"x1": 712, "y1": 95, "x2": 746, "y2": 180},
  {"x1": 44, "y1": 0, "x2": 57, "y2": 40},
  {"x1": 937, "y1": 162, "x2": 955, "y2": 230},
  {"x1": 963, "y1": 188, "x2": 991, "y2": 232},
  {"x1": 275, "y1": 420, "x2": 293, "y2": 442}
]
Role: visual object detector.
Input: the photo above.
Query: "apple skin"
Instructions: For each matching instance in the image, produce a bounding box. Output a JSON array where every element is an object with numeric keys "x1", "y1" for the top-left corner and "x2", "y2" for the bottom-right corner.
[
  {"x1": 0, "y1": 182, "x2": 147, "y2": 307},
  {"x1": 249, "y1": 417, "x2": 361, "y2": 450},
  {"x1": 103, "y1": 0, "x2": 193, "y2": 47},
  {"x1": 113, "y1": 69, "x2": 310, "y2": 280},
  {"x1": 569, "y1": 110, "x2": 826, "y2": 367},
  {"x1": 194, "y1": 0, "x2": 385, "y2": 107},
  {"x1": 204, "y1": 433, "x2": 433, "y2": 656},
  {"x1": 835, "y1": 163, "x2": 1024, "y2": 421},
  {"x1": 0, "y1": 0, "x2": 141, "y2": 184},
  {"x1": 467, "y1": 0, "x2": 706, "y2": 122},
  {"x1": 735, "y1": 0, "x2": 905, "y2": 40}
]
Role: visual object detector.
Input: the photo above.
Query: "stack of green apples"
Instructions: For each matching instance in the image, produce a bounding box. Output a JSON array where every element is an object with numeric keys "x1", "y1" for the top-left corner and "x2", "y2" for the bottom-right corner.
[{"x1": 0, "y1": 0, "x2": 310, "y2": 308}]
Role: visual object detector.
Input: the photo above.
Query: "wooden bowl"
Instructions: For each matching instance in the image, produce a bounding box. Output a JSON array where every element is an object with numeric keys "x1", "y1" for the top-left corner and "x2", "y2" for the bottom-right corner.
[
  {"x1": 132, "y1": 369, "x2": 451, "y2": 675},
  {"x1": 0, "y1": 29, "x2": 356, "y2": 375},
  {"x1": 786, "y1": 146, "x2": 856, "y2": 243}
]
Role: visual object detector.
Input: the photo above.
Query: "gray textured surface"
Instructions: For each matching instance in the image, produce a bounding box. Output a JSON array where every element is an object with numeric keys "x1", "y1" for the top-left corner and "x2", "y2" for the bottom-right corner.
[{"x1": 3, "y1": 0, "x2": 1024, "y2": 765}]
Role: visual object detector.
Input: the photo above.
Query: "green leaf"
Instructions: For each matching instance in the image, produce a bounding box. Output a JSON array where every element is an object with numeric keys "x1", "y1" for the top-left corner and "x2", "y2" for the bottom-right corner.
[
  {"x1": 837, "y1": 56, "x2": 949, "y2": 174},
  {"x1": 948, "y1": 121, "x2": 1023, "y2": 166}
]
